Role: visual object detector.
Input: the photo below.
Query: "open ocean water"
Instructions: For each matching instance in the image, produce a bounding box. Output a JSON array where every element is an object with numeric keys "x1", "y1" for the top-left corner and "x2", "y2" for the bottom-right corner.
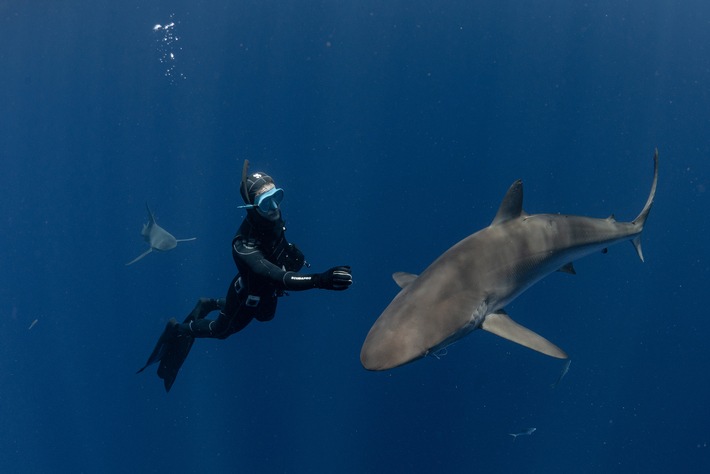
[{"x1": 1, "y1": 1, "x2": 709, "y2": 473}]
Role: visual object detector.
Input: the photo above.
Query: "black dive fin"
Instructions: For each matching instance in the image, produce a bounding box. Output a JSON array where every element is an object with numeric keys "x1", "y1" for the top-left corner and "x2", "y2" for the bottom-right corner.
[
  {"x1": 137, "y1": 318, "x2": 194, "y2": 392},
  {"x1": 136, "y1": 319, "x2": 176, "y2": 374},
  {"x1": 157, "y1": 332, "x2": 194, "y2": 392}
]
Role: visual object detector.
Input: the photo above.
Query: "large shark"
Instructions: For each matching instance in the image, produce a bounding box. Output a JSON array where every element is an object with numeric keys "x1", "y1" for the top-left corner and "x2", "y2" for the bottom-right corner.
[
  {"x1": 126, "y1": 203, "x2": 197, "y2": 266},
  {"x1": 361, "y1": 150, "x2": 658, "y2": 371}
]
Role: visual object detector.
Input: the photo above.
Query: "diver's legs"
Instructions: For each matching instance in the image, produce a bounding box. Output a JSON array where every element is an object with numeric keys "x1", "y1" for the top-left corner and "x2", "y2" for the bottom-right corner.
[
  {"x1": 184, "y1": 297, "x2": 225, "y2": 322},
  {"x1": 175, "y1": 297, "x2": 225, "y2": 337},
  {"x1": 176, "y1": 277, "x2": 253, "y2": 339},
  {"x1": 185, "y1": 306, "x2": 253, "y2": 339}
]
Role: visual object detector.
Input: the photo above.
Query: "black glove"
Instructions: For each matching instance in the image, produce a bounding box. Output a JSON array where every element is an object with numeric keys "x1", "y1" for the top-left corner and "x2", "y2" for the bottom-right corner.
[{"x1": 317, "y1": 266, "x2": 352, "y2": 291}]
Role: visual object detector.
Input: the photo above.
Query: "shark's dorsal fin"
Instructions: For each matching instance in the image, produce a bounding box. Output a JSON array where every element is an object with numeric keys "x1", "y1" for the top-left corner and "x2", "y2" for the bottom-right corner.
[
  {"x1": 145, "y1": 202, "x2": 157, "y2": 224},
  {"x1": 481, "y1": 310, "x2": 568, "y2": 359},
  {"x1": 491, "y1": 180, "x2": 525, "y2": 226},
  {"x1": 393, "y1": 272, "x2": 418, "y2": 288}
]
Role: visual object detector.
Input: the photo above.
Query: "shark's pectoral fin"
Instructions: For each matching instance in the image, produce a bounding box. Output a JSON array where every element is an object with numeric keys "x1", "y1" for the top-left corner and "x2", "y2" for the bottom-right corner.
[
  {"x1": 557, "y1": 262, "x2": 576, "y2": 274},
  {"x1": 393, "y1": 272, "x2": 418, "y2": 288},
  {"x1": 126, "y1": 248, "x2": 153, "y2": 266},
  {"x1": 175, "y1": 237, "x2": 197, "y2": 243},
  {"x1": 481, "y1": 310, "x2": 568, "y2": 359}
]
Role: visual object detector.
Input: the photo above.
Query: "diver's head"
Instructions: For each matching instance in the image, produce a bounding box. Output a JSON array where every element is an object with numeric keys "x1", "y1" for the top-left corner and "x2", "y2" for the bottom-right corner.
[{"x1": 240, "y1": 171, "x2": 284, "y2": 220}]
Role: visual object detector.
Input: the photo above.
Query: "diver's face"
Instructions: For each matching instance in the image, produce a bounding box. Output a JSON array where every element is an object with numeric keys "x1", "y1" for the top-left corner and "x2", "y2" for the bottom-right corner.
[{"x1": 257, "y1": 204, "x2": 281, "y2": 221}]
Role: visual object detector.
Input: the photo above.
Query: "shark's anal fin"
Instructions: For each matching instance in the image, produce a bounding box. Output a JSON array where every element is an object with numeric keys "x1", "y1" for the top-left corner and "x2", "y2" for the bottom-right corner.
[
  {"x1": 393, "y1": 272, "x2": 418, "y2": 289},
  {"x1": 481, "y1": 310, "x2": 568, "y2": 359}
]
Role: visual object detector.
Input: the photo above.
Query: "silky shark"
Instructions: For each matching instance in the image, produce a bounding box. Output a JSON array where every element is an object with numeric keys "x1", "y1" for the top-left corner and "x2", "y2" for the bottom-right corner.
[
  {"x1": 126, "y1": 203, "x2": 197, "y2": 266},
  {"x1": 361, "y1": 150, "x2": 658, "y2": 371}
]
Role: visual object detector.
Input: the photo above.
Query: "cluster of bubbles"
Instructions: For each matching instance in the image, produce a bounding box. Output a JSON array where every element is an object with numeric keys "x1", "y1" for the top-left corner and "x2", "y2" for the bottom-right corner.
[{"x1": 153, "y1": 14, "x2": 185, "y2": 83}]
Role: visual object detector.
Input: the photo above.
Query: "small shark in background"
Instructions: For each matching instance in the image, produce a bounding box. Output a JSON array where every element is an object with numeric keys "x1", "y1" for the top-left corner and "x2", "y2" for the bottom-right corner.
[
  {"x1": 126, "y1": 203, "x2": 196, "y2": 265},
  {"x1": 361, "y1": 150, "x2": 658, "y2": 371},
  {"x1": 509, "y1": 427, "x2": 536, "y2": 441}
]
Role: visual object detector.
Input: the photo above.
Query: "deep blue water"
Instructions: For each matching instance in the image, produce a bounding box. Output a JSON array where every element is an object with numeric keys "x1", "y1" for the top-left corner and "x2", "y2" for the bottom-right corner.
[{"x1": 1, "y1": 1, "x2": 709, "y2": 472}]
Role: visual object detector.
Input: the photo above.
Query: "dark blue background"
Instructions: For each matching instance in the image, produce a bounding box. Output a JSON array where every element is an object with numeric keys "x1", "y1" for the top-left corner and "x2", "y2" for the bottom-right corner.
[{"x1": 1, "y1": 1, "x2": 708, "y2": 472}]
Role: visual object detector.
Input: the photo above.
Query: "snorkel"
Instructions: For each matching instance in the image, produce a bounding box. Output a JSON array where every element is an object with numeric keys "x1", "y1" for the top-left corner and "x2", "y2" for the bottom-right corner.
[{"x1": 239, "y1": 159, "x2": 252, "y2": 207}]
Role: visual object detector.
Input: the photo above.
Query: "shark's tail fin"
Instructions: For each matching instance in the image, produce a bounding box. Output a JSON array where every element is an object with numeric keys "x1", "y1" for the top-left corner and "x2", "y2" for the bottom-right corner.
[{"x1": 630, "y1": 149, "x2": 659, "y2": 262}]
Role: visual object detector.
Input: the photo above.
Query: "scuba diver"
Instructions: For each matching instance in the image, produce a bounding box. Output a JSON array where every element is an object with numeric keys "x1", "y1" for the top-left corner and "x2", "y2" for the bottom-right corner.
[{"x1": 138, "y1": 161, "x2": 353, "y2": 392}]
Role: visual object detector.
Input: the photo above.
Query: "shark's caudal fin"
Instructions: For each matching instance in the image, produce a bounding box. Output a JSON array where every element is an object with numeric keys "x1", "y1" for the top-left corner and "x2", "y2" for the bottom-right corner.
[
  {"x1": 481, "y1": 310, "x2": 568, "y2": 359},
  {"x1": 630, "y1": 149, "x2": 659, "y2": 262}
]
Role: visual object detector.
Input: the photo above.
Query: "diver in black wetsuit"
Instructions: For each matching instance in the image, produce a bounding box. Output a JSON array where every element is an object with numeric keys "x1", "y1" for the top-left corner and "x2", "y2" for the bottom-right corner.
[{"x1": 138, "y1": 161, "x2": 352, "y2": 391}]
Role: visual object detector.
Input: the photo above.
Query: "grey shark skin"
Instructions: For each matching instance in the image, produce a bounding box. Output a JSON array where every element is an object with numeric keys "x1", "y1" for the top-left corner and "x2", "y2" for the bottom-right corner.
[
  {"x1": 126, "y1": 203, "x2": 197, "y2": 265},
  {"x1": 361, "y1": 150, "x2": 658, "y2": 371}
]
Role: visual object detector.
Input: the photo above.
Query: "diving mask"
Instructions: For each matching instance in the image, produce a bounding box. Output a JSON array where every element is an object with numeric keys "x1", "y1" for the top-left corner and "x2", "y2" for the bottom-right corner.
[{"x1": 252, "y1": 187, "x2": 284, "y2": 212}]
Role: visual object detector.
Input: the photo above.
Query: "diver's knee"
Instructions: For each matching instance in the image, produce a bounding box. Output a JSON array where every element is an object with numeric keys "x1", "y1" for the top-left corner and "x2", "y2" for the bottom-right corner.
[
  {"x1": 195, "y1": 297, "x2": 225, "y2": 315},
  {"x1": 255, "y1": 312, "x2": 275, "y2": 322},
  {"x1": 196, "y1": 297, "x2": 213, "y2": 307},
  {"x1": 216, "y1": 298, "x2": 227, "y2": 310},
  {"x1": 208, "y1": 313, "x2": 240, "y2": 339}
]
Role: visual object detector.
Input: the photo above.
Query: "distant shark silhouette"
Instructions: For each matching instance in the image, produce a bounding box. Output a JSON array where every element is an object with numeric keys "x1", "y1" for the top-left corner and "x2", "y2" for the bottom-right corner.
[
  {"x1": 126, "y1": 203, "x2": 197, "y2": 266},
  {"x1": 361, "y1": 150, "x2": 658, "y2": 371}
]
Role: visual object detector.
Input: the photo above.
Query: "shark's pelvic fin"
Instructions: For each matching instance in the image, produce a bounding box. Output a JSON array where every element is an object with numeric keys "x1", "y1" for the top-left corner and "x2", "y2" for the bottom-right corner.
[
  {"x1": 393, "y1": 272, "x2": 418, "y2": 289},
  {"x1": 491, "y1": 179, "x2": 526, "y2": 226},
  {"x1": 481, "y1": 310, "x2": 568, "y2": 359}
]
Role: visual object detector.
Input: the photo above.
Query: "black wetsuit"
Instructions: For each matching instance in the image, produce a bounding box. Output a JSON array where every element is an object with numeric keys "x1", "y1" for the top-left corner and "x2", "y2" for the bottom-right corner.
[{"x1": 182, "y1": 209, "x2": 317, "y2": 339}]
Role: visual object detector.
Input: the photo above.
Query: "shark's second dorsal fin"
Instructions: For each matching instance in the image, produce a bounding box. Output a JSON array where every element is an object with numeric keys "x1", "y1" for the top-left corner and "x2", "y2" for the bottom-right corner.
[
  {"x1": 557, "y1": 262, "x2": 576, "y2": 274},
  {"x1": 491, "y1": 180, "x2": 525, "y2": 226},
  {"x1": 393, "y1": 272, "x2": 418, "y2": 289},
  {"x1": 481, "y1": 310, "x2": 568, "y2": 359}
]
